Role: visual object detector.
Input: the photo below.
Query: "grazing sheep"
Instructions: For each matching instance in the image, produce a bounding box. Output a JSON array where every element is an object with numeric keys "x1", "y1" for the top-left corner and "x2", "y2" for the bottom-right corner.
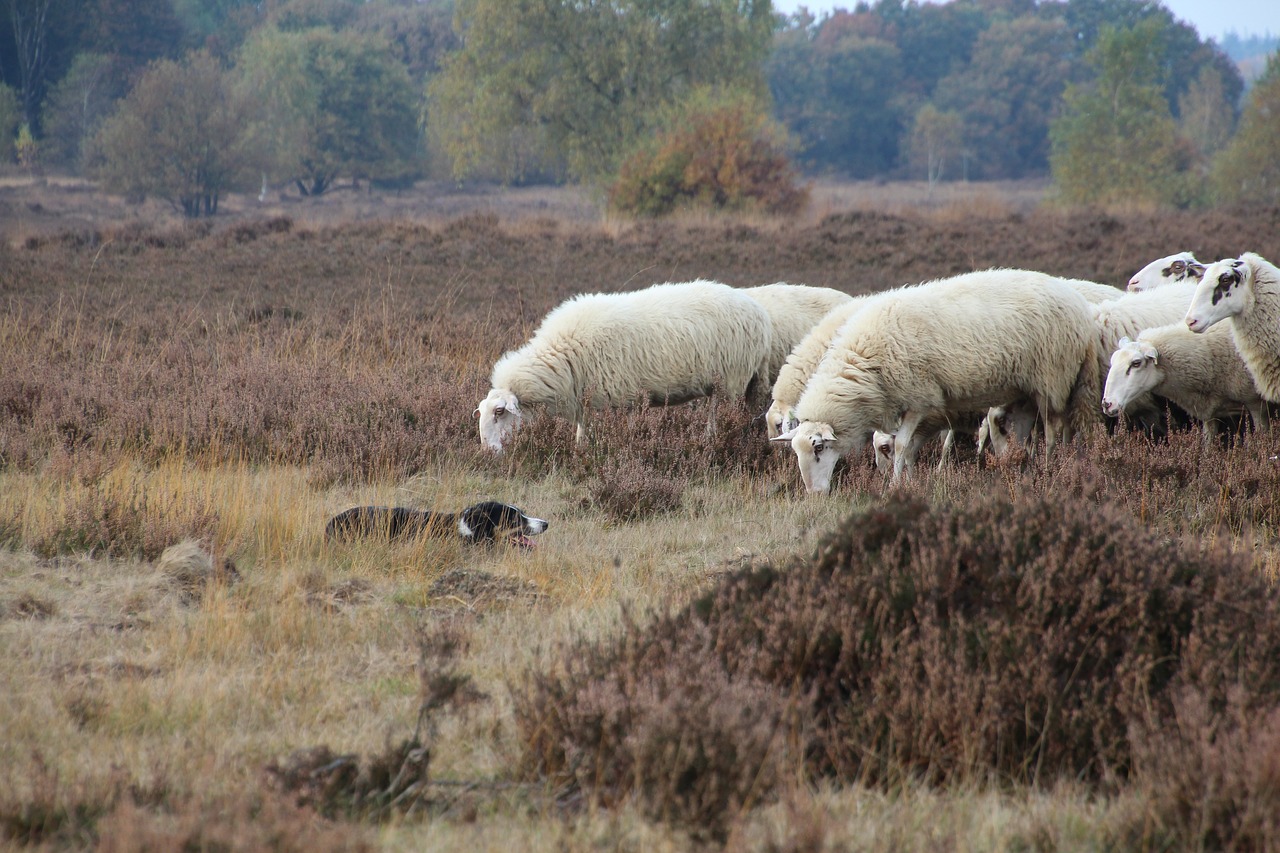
[
  {"x1": 976, "y1": 401, "x2": 1040, "y2": 459},
  {"x1": 765, "y1": 294, "x2": 876, "y2": 437},
  {"x1": 1127, "y1": 251, "x2": 1204, "y2": 293},
  {"x1": 871, "y1": 410, "x2": 984, "y2": 473},
  {"x1": 1103, "y1": 323, "x2": 1269, "y2": 444},
  {"x1": 476, "y1": 280, "x2": 773, "y2": 451},
  {"x1": 743, "y1": 283, "x2": 854, "y2": 386},
  {"x1": 1186, "y1": 253, "x2": 1280, "y2": 402},
  {"x1": 772, "y1": 269, "x2": 1099, "y2": 491}
]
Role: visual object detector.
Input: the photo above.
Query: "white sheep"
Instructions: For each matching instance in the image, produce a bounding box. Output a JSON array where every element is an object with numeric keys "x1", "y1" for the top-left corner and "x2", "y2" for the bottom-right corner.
[
  {"x1": 765, "y1": 295, "x2": 874, "y2": 438},
  {"x1": 743, "y1": 283, "x2": 854, "y2": 385},
  {"x1": 871, "y1": 410, "x2": 984, "y2": 473},
  {"x1": 976, "y1": 401, "x2": 1040, "y2": 459},
  {"x1": 1102, "y1": 323, "x2": 1269, "y2": 444},
  {"x1": 1127, "y1": 251, "x2": 1204, "y2": 293},
  {"x1": 772, "y1": 269, "x2": 1099, "y2": 491},
  {"x1": 1186, "y1": 253, "x2": 1280, "y2": 402},
  {"x1": 476, "y1": 280, "x2": 772, "y2": 451},
  {"x1": 1063, "y1": 277, "x2": 1125, "y2": 304}
]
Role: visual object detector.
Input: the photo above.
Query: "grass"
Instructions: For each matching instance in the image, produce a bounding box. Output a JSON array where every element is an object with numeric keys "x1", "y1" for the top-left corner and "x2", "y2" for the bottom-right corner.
[{"x1": 2, "y1": 184, "x2": 1280, "y2": 848}]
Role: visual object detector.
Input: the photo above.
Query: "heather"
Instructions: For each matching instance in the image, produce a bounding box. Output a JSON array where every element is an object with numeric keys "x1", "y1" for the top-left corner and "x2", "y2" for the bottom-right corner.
[{"x1": 2, "y1": 197, "x2": 1280, "y2": 850}]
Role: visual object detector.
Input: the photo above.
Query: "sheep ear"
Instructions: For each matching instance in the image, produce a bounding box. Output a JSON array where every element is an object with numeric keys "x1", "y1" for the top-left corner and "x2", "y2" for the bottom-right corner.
[
  {"x1": 472, "y1": 407, "x2": 482, "y2": 419},
  {"x1": 1139, "y1": 342, "x2": 1159, "y2": 362},
  {"x1": 1187, "y1": 262, "x2": 1205, "y2": 280},
  {"x1": 1117, "y1": 336, "x2": 1132, "y2": 348},
  {"x1": 771, "y1": 427, "x2": 798, "y2": 443}
]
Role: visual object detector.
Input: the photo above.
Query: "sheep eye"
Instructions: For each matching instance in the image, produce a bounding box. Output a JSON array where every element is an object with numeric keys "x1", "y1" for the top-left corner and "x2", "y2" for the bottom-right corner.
[{"x1": 1219, "y1": 273, "x2": 1235, "y2": 286}]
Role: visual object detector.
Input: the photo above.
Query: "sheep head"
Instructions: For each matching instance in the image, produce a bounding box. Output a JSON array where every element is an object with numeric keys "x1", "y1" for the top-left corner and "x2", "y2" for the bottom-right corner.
[
  {"x1": 771, "y1": 421, "x2": 841, "y2": 494},
  {"x1": 475, "y1": 388, "x2": 523, "y2": 452},
  {"x1": 764, "y1": 399, "x2": 800, "y2": 439},
  {"x1": 1102, "y1": 336, "x2": 1161, "y2": 417},
  {"x1": 1127, "y1": 251, "x2": 1203, "y2": 293},
  {"x1": 1186, "y1": 256, "x2": 1253, "y2": 333}
]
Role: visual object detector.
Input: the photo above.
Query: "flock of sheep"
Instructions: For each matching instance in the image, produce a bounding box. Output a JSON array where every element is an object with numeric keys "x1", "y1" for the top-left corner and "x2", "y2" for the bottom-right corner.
[{"x1": 473, "y1": 251, "x2": 1280, "y2": 493}]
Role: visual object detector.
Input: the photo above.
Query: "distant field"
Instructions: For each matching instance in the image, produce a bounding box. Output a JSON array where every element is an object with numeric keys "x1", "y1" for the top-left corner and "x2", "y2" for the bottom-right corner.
[{"x1": 2, "y1": 181, "x2": 1280, "y2": 849}]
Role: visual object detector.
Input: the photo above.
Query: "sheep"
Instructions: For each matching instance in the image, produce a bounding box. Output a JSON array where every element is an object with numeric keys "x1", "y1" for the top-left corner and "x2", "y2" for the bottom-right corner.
[
  {"x1": 743, "y1": 283, "x2": 854, "y2": 386},
  {"x1": 871, "y1": 410, "x2": 984, "y2": 473},
  {"x1": 772, "y1": 269, "x2": 1099, "y2": 491},
  {"x1": 976, "y1": 401, "x2": 1040, "y2": 459},
  {"x1": 1127, "y1": 251, "x2": 1204, "y2": 293},
  {"x1": 1185, "y1": 253, "x2": 1280, "y2": 402},
  {"x1": 1063, "y1": 277, "x2": 1125, "y2": 304},
  {"x1": 765, "y1": 295, "x2": 875, "y2": 438},
  {"x1": 1102, "y1": 323, "x2": 1269, "y2": 444},
  {"x1": 476, "y1": 280, "x2": 773, "y2": 451}
]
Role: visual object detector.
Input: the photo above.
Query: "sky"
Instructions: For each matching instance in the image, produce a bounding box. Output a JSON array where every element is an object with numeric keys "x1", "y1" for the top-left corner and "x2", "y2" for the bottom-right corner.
[{"x1": 771, "y1": 0, "x2": 1280, "y2": 41}]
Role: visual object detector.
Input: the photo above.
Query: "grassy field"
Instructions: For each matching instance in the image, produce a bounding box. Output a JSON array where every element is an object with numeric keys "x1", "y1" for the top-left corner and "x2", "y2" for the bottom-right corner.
[{"x1": 3, "y1": 179, "x2": 1280, "y2": 850}]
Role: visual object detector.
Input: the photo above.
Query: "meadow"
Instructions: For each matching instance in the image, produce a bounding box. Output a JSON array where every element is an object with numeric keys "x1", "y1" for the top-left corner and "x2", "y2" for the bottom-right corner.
[{"x1": 3, "y1": 179, "x2": 1280, "y2": 850}]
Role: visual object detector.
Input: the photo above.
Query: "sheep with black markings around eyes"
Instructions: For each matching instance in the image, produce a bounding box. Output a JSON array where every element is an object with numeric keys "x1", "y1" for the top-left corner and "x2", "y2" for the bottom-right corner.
[
  {"x1": 1103, "y1": 322, "x2": 1269, "y2": 445},
  {"x1": 1186, "y1": 252, "x2": 1280, "y2": 402},
  {"x1": 772, "y1": 269, "x2": 1099, "y2": 491},
  {"x1": 1126, "y1": 251, "x2": 1204, "y2": 293},
  {"x1": 475, "y1": 280, "x2": 773, "y2": 452}
]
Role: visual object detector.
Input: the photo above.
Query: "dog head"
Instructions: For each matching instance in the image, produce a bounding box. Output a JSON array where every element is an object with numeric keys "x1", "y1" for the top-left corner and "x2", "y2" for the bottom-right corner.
[{"x1": 458, "y1": 501, "x2": 549, "y2": 548}]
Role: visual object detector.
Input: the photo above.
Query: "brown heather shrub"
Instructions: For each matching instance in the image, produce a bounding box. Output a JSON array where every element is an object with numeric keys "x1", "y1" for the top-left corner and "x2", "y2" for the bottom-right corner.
[
  {"x1": 1128, "y1": 691, "x2": 1280, "y2": 852},
  {"x1": 513, "y1": 492, "x2": 1280, "y2": 834},
  {"x1": 264, "y1": 739, "x2": 431, "y2": 822},
  {"x1": 32, "y1": 484, "x2": 219, "y2": 561},
  {"x1": 588, "y1": 457, "x2": 686, "y2": 522}
]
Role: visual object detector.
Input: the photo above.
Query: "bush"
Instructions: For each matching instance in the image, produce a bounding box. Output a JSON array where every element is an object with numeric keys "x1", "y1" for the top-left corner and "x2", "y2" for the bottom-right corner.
[
  {"x1": 512, "y1": 493, "x2": 1280, "y2": 834},
  {"x1": 609, "y1": 93, "x2": 808, "y2": 218}
]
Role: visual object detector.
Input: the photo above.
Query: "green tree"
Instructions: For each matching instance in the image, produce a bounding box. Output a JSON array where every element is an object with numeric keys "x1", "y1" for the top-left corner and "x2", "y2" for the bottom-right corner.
[
  {"x1": 0, "y1": 83, "x2": 18, "y2": 161},
  {"x1": 1212, "y1": 56, "x2": 1280, "y2": 205},
  {"x1": 428, "y1": 0, "x2": 774, "y2": 183},
  {"x1": 932, "y1": 16, "x2": 1076, "y2": 179},
  {"x1": 1178, "y1": 65, "x2": 1234, "y2": 162},
  {"x1": 91, "y1": 51, "x2": 253, "y2": 217},
  {"x1": 906, "y1": 103, "x2": 963, "y2": 188},
  {"x1": 1049, "y1": 20, "x2": 1197, "y2": 207},
  {"x1": 236, "y1": 26, "x2": 421, "y2": 195},
  {"x1": 39, "y1": 52, "x2": 124, "y2": 171},
  {"x1": 768, "y1": 28, "x2": 903, "y2": 177}
]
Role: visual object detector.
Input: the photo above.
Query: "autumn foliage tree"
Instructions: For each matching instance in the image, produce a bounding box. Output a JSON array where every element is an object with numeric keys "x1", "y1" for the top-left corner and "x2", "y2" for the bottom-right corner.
[
  {"x1": 608, "y1": 90, "x2": 808, "y2": 217},
  {"x1": 1212, "y1": 55, "x2": 1280, "y2": 205},
  {"x1": 91, "y1": 51, "x2": 254, "y2": 216}
]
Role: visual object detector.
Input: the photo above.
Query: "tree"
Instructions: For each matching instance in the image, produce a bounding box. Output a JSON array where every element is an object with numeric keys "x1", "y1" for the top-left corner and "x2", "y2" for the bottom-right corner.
[
  {"x1": 932, "y1": 16, "x2": 1076, "y2": 179},
  {"x1": 236, "y1": 26, "x2": 422, "y2": 195},
  {"x1": 1178, "y1": 65, "x2": 1234, "y2": 162},
  {"x1": 0, "y1": 83, "x2": 18, "y2": 161},
  {"x1": 1049, "y1": 20, "x2": 1197, "y2": 207},
  {"x1": 767, "y1": 27, "x2": 904, "y2": 177},
  {"x1": 39, "y1": 52, "x2": 124, "y2": 171},
  {"x1": 6, "y1": 0, "x2": 52, "y2": 130},
  {"x1": 428, "y1": 0, "x2": 774, "y2": 183},
  {"x1": 91, "y1": 51, "x2": 253, "y2": 217},
  {"x1": 906, "y1": 103, "x2": 963, "y2": 188},
  {"x1": 1212, "y1": 56, "x2": 1280, "y2": 205}
]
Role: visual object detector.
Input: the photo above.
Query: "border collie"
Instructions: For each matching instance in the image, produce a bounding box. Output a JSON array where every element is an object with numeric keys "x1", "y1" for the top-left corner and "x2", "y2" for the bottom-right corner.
[{"x1": 324, "y1": 501, "x2": 549, "y2": 548}]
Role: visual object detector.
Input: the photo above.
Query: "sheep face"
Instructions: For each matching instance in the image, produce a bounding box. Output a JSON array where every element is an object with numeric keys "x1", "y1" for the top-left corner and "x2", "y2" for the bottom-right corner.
[
  {"x1": 977, "y1": 403, "x2": 1038, "y2": 457},
  {"x1": 475, "y1": 388, "x2": 522, "y2": 452},
  {"x1": 1102, "y1": 337, "x2": 1161, "y2": 417},
  {"x1": 772, "y1": 421, "x2": 842, "y2": 493},
  {"x1": 765, "y1": 399, "x2": 800, "y2": 439},
  {"x1": 1128, "y1": 252, "x2": 1203, "y2": 293},
  {"x1": 872, "y1": 430, "x2": 895, "y2": 472},
  {"x1": 1186, "y1": 257, "x2": 1250, "y2": 333}
]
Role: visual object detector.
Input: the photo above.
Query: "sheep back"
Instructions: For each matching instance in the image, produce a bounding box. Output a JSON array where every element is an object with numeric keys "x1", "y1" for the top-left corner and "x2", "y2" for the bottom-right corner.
[
  {"x1": 489, "y1": 280, "x2": 772, "y2": 418},
  {"x1": 744, "y1": 283, "x2": 853, "y2": 383}
]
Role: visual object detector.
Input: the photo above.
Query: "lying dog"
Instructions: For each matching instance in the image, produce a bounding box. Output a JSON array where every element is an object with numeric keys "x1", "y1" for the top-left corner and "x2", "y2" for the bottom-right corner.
[{"x1": 324, "y1": 501, "x2": 549, "y2": 548}]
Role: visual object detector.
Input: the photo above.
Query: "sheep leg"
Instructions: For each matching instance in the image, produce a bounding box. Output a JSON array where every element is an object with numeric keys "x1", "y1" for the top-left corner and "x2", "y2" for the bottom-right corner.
[
  {"x1": 935, "y1": 428, "x2": 955, "y2": 472},
  {"x1": 1038, "y1": 400, "x2": 1058, "y2": 460},
  {"x1": 1250, "y1": 402, "x2": 1271, "y2": 434},
  {"x1": 1201, "y1": 418, "x2": 1218, "y2": 448},
  {"x1": 892, "y1": 412, "x2": 926, "y2": 482}
]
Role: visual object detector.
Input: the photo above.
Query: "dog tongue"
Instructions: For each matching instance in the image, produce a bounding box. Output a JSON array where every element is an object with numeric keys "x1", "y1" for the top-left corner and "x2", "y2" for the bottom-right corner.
[{"x1": 512, "y1": 534, "x2": 536, "y2": 549}]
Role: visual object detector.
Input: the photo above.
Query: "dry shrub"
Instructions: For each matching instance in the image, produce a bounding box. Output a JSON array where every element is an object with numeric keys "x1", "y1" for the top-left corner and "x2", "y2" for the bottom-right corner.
[
  {"x1": 264, "y1": 740, "x2": 431, "y2": 821},
  {"x1": 588, "y1": 457, "x2": 686, "y2": 522},
  {"x1": 1128, "y1": 691, "x2": 1280, "y2": 852},
  {"x1": 33, "y1": 485, "x2": 219, "y2": 561},
  {"x1": 513, "y1": 492, "x2": 1280, "y2": 834},
  {"x1": 158, "y1": 539, "x2": 240, "y2": 604}
]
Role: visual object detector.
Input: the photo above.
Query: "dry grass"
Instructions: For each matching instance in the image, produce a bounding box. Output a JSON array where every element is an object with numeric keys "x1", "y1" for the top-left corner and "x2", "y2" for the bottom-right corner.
[{"x1": 2, "y1": 183, "x2": 1280, "y2": 848}]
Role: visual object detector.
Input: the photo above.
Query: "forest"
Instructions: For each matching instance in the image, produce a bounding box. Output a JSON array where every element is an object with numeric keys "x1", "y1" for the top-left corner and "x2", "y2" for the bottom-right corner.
[{"x1": 0, "y1": 0, "x2": 1278, "y2": 216}]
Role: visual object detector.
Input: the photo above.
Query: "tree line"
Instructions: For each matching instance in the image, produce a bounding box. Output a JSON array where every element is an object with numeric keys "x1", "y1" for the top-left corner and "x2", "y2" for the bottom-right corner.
[{"x1": 0, "y1": 0, "x2": 1277, "y2": 217}]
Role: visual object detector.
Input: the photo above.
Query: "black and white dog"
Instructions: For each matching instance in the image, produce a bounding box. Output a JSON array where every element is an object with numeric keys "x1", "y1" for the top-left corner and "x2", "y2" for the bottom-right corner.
[{"x1": 324, "y1": 501, "x2": 549, "y2": 548}]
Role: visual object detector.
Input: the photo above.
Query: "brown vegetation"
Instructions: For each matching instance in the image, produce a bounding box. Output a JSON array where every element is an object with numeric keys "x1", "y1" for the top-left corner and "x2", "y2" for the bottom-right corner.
[{"x1": 2, "y1": 186, "x2": 1280, "y2": 849}]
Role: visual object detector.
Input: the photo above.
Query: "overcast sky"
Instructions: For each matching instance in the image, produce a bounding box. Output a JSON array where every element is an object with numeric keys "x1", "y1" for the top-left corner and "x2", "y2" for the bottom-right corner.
[{"x1": 771, "y1": 0, "x2": 1280, "y2": 41}]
